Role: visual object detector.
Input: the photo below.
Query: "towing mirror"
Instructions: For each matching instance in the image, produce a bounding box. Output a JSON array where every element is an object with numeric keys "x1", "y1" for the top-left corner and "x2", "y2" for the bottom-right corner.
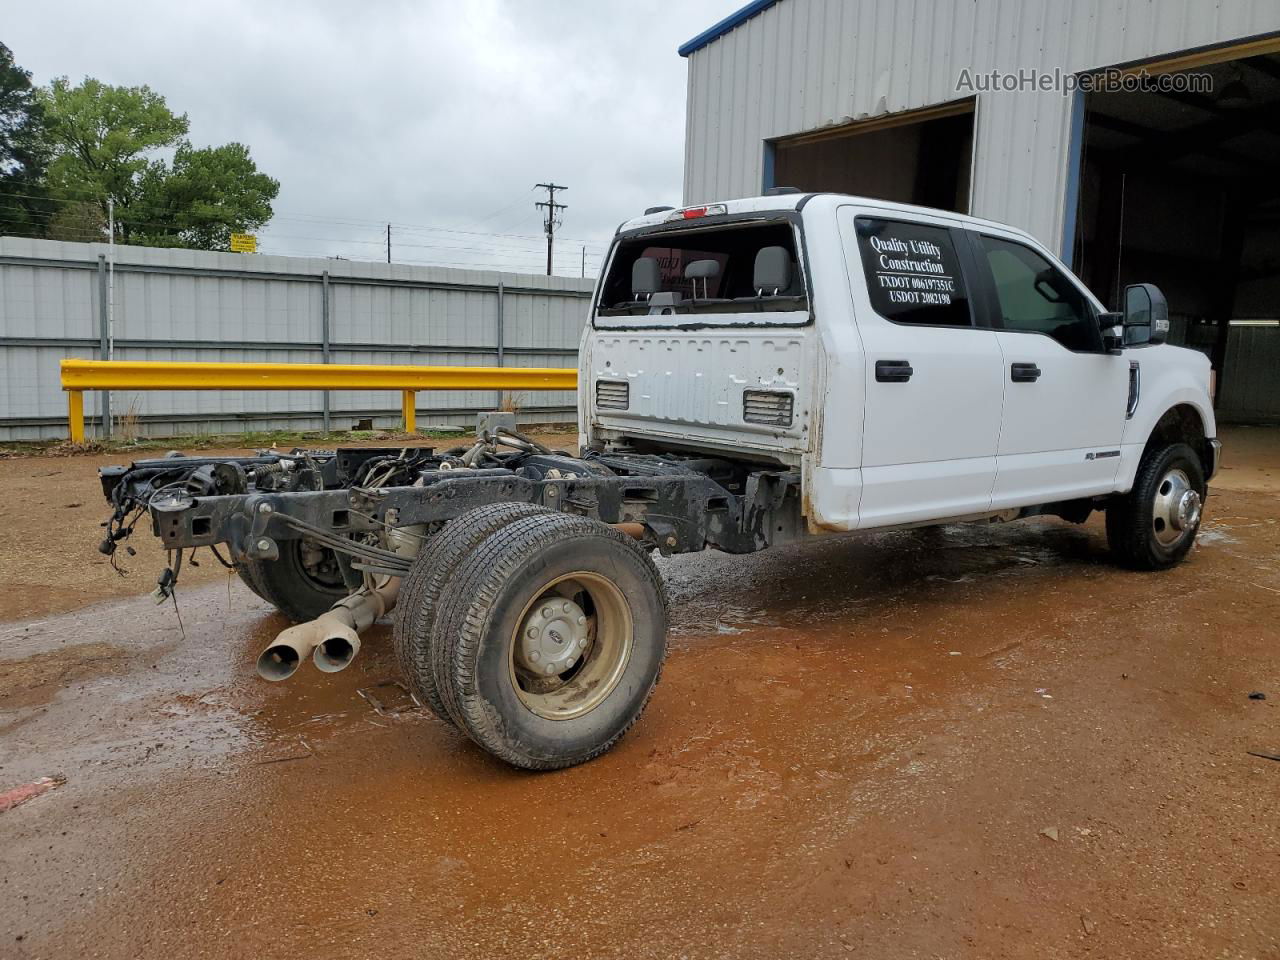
[{"x1": 1122, "y1": 283, "x2": 1170, "y2": 346}]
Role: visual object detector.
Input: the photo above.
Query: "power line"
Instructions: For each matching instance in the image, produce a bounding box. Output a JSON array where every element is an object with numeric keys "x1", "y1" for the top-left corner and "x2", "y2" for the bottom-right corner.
[{"x1": 0, "y1": 187, "x2": 610, "y2": 248}]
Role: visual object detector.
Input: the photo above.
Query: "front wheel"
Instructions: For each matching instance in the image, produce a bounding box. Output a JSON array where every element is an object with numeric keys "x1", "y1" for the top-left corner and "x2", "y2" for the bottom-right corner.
[
  {"x1": 433, "y1": 513, "x2": 668, "y2": 770},
  {"x1": 1106, "y1": 442, "x2": 1206, "y2": 570}
]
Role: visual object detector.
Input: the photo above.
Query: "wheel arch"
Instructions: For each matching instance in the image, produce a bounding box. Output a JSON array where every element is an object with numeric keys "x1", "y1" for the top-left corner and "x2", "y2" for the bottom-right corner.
[{"x1": 1142, "y1": 402, "x2": 1213, "y2": 481}]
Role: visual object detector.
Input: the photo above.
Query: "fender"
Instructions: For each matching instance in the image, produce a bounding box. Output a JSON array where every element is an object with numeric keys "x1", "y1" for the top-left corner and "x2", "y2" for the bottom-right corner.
[{"x1": 1114, "y1": 346, "x2": 1216, "y2": 493}]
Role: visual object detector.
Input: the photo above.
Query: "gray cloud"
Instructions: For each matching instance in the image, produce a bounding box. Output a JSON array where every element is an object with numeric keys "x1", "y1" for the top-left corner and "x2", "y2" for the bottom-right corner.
[{"x1": 6, "y1": 0, "x2": 741, "y2": 274}]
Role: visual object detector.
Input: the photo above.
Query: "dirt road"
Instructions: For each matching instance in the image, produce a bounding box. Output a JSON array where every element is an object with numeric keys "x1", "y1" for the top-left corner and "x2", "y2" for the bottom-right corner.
[{"x1": 1, "y1": 427, "x2": 1277, "y2": 958}]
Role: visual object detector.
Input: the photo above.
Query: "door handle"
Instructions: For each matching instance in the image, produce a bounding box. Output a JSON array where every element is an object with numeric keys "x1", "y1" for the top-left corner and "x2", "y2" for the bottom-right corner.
[
  {"x1": 1010, "y1": 362, "x2": 1041, "y2": 383},
  {"x1": 875, "y1": 360, "x2": 914, "y2": 383}
]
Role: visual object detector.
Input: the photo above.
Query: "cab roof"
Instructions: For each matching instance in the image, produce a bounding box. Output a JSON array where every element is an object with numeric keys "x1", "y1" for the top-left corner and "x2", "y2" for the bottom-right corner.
[{"x1": 616, "y1": 193, "x2": 1038, "y2": 246}]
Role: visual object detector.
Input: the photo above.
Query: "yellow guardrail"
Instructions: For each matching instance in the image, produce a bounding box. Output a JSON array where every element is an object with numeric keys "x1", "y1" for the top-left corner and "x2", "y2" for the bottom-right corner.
[{"x1": 60, "y1": 359, "x2": 578, "y2": 442}]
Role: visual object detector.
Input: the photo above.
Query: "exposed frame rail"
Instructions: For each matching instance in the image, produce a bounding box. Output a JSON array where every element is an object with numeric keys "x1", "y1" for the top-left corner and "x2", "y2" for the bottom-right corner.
[{"x1": 60, "y1": 359, "x2": 577, "y2": 442}]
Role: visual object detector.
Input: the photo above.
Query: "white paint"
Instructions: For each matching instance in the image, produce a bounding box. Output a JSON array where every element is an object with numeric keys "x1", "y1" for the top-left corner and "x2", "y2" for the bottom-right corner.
[{"x1": 584, "y1": 193, "x2": 1216, "y2": 534}]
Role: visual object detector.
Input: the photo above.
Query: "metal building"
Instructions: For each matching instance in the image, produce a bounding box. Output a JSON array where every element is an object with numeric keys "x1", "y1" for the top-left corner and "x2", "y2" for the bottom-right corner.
[{"x1": 679, "y1": 0, "x2": 1280, "y2": 419}]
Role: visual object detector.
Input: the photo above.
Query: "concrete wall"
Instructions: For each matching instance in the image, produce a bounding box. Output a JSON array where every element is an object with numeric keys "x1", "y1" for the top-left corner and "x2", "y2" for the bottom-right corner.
[
  {"x1": 682, "y1": 0, "x2": 1280, "y2": 253},
  {"x1": 0, "y1": 238, "x2": 595, "y2": 440}
]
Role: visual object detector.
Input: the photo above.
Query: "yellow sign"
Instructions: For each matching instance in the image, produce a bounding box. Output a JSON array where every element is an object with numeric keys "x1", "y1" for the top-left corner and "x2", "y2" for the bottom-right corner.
[{"x1": 230, "y1": 233, "x2": 257, "y2": 253}]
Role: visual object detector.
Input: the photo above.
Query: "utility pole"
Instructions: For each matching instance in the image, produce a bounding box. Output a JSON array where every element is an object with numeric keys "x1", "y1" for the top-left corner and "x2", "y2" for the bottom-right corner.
[
  {"x1": 535, "y1": 182, "x2": 567, "y2": 276},
  {"x1": 386, "y1": 223, "x2": 391, "y2": 263},
  {"x1": 106, "y1": 196, "x2": 115, "y2": 438}
]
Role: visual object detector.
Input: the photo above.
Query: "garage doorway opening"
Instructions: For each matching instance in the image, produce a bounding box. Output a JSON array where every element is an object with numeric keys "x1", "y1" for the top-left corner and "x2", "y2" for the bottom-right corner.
[
  {"x1": 769, "y1": 100, "x2": 975, "y2": 213},
  {"x1": 1070, "y1": 39, "x2": 1280, "y2": 419}
]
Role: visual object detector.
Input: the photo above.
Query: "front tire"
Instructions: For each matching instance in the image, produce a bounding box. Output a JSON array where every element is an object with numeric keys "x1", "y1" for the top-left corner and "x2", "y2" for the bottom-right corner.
[
  {"x1": 1106, "y1": 442, "x2": 1206, "y2": 570},
  {"x1": 434, "y1": 513, "x2": 668, "y2": 770}
]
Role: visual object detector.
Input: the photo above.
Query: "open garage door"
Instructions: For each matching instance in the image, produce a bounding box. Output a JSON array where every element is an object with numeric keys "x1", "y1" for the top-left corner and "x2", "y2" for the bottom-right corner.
[
  {"x1": 1070, "y1": 42, "x2": 1280, "y2": 421},
  {"x1": 770, "y1": 100, "x2": 974, "y2": 214}
]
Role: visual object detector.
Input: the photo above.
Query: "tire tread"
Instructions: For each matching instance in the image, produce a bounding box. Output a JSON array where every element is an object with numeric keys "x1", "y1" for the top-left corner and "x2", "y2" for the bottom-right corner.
[{"x1": 435, "y1": 513, "x2": 667, "y2": 770}]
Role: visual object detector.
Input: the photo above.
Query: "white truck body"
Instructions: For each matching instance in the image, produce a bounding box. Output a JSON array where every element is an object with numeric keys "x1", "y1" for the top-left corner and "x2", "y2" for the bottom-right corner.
[{"x1": 581, "y1": 193, "x2": 1217, "y2": 534}]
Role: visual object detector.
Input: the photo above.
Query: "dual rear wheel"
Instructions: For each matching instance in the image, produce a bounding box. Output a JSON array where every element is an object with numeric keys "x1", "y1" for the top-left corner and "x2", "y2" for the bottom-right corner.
[{"x1": 393, "y1": 505, "x2": 668, "y2": 770}]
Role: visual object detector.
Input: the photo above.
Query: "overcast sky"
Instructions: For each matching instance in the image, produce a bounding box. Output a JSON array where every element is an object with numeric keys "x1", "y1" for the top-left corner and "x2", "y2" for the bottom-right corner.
[{"x1": 7, "y1": 0, "x2": 741, "y2": 275}]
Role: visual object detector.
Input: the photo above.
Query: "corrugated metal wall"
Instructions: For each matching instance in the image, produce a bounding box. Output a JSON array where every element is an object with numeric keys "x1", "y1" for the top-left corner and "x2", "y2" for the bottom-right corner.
[
  {"x1": 1218, "y1": 325, "x2": 1280, "y2": 422},
  {"x1": 683, "y1": 0, "x2": 1280, "y2": 253},
  {"x1": 0, "y1": 237, "x2": 593, "y2": 440}
]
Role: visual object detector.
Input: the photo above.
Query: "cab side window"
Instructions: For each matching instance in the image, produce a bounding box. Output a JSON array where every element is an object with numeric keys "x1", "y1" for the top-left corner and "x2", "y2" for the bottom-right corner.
[
  {"x1": 854, "y1": 217, "x2": 973, "y2": 327},
  {"x1": 977, "y1": 235, "x2": 1100, "y2": 352}
]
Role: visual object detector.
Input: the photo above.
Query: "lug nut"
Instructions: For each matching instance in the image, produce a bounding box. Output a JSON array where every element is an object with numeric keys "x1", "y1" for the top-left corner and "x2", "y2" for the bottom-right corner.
[
  {"x1": 562, "y1": 602, "x2": 571, "y2": 613},
  {"x1": 577, "y1": 616, "x2": 585, "y2": 625},
  {"x1": 545, "y1": 664, "x2": 556, "y2": 675},
  {"x1": 542, "y1": 606, "x2": 553, "y2": 617},
  {"x1": 530, "y1": 651, "x2": 540, "y2": 662},
  {"x1": 527, "y1": 627, "x2": 538, "y2": 638},
  {"x1": 257, "y1": 538, "x2": 271, "y2": 551}
]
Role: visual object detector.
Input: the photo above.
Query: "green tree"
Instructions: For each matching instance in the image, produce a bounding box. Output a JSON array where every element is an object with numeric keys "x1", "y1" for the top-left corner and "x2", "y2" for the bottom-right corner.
[
  {"x1": 38, "y1": 76, "x2": 278, "y2": 250},
  {"x1": 131, "y1": 142, "x2": 278, "y2": 249},
  {"x1": 0, "y1": 42, "x2": 52, "y2": 236}
]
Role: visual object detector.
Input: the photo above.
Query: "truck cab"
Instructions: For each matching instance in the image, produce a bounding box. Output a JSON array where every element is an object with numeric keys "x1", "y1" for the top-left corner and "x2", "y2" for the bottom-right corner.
[{"x1": 582, "y1": 192, "x2": 1219, "y2": 550}]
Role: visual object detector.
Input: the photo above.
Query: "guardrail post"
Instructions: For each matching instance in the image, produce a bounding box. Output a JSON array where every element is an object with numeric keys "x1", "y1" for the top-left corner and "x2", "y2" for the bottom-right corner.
[
  {"x1": 321, "y1": 270, "x2": 331, "y2": 433},
  {"x1": 494, "y1": 281, "x2": 505, "y2": 411},
  {"x1": 96, "y1": 255, "x2": 111, "y2": 438},
  {"x1": 68, "y1": 390, "x2": 85, "y2": 443},
  {"x1": 401, "y1": 390, "x2": 416, "y2": 433}
]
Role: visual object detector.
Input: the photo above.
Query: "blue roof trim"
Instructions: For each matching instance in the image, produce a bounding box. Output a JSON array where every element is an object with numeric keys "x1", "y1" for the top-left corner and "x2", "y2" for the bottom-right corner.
[{"x1": 678, "y1": 0, "x2": 779, "y2": 57}]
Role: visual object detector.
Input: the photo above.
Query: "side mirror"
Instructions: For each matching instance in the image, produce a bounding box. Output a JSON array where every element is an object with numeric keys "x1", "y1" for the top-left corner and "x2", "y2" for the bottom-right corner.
[{"x1": 1122, "y1": 283, "x2": 1170, "y2": 346}]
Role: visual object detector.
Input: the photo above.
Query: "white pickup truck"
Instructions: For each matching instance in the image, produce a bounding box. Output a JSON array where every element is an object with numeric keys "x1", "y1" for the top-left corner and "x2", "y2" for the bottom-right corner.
[{"x1": 99, "y1": 192, "x2": 1220, "y2": 770}]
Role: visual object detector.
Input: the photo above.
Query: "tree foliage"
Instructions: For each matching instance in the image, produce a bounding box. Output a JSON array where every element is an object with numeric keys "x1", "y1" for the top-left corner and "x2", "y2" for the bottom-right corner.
[
  {"x1": 0, "y1": 41, "x2": 51, "y2": 235},
  {"x1": 39, "y1": 76, "x2": 189, "y2": 220},
  {"x1": 132, "y1": 142, "x2": 278, "y2": 249},
  {"x1": 4, "y1": 60, "x2": 280, "y2": 251}
]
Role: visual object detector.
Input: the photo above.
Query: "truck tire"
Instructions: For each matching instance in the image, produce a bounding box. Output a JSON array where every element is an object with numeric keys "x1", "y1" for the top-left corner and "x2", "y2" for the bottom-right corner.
[
  {"x1": 434, "y1": 513, "x2": 668, "y2": 770},
  {"x1": 1106, "y1": 442, "x2": 1206, "y2": 570},
  {"x1": 237, "y1": 537, "x2": 352, "y2": 623},
  {"x1": 393, "y1": 502, "x2": 554, "y2": 725}
]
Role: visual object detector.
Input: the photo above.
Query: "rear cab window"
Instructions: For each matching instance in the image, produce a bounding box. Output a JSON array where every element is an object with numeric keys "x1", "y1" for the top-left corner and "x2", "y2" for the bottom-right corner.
[
  {"x1": 853, "y1": 216, "x2": 974, "y2": 327},
  {"x1": 594, "y1": 218, "x2": 808, "y2": 328}
]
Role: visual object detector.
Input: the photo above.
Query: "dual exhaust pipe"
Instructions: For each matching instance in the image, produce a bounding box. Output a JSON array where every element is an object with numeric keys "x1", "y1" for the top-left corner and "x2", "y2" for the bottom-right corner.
[{"x1": 255, "y1": 577, "x2": 401, "y2": 682}]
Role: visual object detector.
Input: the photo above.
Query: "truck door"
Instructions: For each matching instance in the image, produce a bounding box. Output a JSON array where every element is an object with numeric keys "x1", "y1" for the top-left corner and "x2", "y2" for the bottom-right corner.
[
  {"x1": 839, "y1": 209, "x2": 1006, "y2": 527},
  {"x1": 964, "y1": 230, "x2": 1129, "y2": 508}
]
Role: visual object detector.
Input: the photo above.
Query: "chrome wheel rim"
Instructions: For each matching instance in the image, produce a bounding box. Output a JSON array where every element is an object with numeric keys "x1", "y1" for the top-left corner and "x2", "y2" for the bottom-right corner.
[
  {"x1": 509, "y1": 572, "x2": 633, "y2": 720},
  {"x1": 1152, "y1": 468, "x2": 1200, "y2": 548}
]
